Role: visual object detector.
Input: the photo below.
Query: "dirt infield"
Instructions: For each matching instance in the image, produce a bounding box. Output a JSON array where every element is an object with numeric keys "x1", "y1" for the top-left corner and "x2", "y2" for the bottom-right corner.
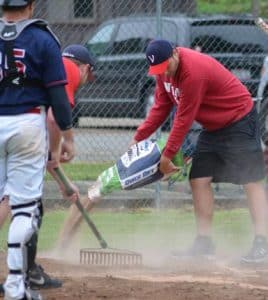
[{"x1": 1, "y1": 252, "x2": 268, "y2": 299}]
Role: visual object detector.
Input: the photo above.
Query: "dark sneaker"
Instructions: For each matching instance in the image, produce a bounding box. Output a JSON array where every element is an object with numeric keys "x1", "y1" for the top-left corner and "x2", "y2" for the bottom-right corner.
[
  {"x1": 241, "y1": 236, "x2": 268, "y2": 264},
  {"x1": 22, "y1": 288, "x2": 43, "y2": 300},
  {"x1": 28, "y1": 264, "x2": 62, "y2": 290},
  {"x1": 172, "y1": 235, "x2": 215, "y2": 258}
]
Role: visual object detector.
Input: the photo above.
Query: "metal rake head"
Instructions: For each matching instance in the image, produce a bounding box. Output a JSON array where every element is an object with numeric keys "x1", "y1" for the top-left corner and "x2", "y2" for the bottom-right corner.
[{"x1": 80, "y1": 248, "x2": 142, "y2": 267}]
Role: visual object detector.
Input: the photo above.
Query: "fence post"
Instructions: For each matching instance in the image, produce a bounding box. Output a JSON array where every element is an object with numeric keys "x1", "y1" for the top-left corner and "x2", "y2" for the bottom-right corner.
[{"x1": 154, "y1": 0, "x2": 163, "y2": 209}]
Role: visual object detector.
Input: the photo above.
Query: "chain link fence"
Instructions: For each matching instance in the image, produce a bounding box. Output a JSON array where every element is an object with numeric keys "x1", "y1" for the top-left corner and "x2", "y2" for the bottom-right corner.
[{"x1": 32, "y1": 0, "x2": 268, "y2": 205}]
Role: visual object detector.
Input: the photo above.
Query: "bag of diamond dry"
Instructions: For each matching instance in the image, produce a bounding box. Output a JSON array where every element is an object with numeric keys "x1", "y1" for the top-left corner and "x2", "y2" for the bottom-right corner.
[
  {"x1": 88, "y1": 136, "x2": 195, "y2": 201},
  {"x1": 57, "y1": 134, "x2": 198, "y2": 248}
]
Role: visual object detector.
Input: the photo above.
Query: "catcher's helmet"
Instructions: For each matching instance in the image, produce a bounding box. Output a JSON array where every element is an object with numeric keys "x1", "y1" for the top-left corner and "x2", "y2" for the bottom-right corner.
[{"x1": 0, "y1": 0, "x2": 33, "y2": 7}]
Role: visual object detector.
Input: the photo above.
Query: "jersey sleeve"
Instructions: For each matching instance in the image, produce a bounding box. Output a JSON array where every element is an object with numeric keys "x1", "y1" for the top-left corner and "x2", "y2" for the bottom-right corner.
[
  {"x1": 63, "y1": 58, "x2": 80, "y2": 108},
  {"x1": 41, "y1": 36, "x2": 67, "y2": 87},
  {"x1": 134, "y1": 76, "x2": 174, "y2": 141},
  {"x1": 163, "y1": 76, "x2": 208, "y2": 159}
]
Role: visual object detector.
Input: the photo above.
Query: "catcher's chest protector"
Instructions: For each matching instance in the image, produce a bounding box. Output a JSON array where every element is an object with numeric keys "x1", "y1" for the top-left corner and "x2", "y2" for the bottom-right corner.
[
  {"x1": 0, "y1": 18, "x2": 60, "y2": 43},
  {"x1": 0, "y1": 18, "x2": 60, "y2": 88}
]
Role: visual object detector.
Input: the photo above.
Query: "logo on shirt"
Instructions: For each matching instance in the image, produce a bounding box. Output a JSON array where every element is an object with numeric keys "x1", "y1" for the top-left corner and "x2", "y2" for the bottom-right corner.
[
  {"x1": 147, "y1": 55, "x2": 155, "y2": 63},
  {"x1": 3, "y1": 31, "x2": 15, "y2": 38},
  {"x1": 164, "y1": 82, "x2": 171, "y2": 92},
  {"x1": 12, "y1": 77, "x2": 20, "y2": 85},
  {"x1": 164, "y1": 82, "x2": 180, "y2": 104}
]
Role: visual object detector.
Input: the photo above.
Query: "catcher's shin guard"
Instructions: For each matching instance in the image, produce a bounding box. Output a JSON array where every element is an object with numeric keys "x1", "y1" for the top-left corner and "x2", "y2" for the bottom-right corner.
[
  {"x1": 26, "y1": 201, "x2": 43, "y2": 271},
  {"x1": 4, "y1": 200, "x2": 42, "y2": 300},
  {"x1": 4, "y1": 287, "x2": 42, "y2": 300}
]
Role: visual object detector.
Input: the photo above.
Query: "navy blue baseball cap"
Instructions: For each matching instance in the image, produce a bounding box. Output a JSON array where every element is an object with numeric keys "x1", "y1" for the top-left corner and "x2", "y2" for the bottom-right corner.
[
  {"x1": 146, "y1": 39, "x2": 173, "y2": 75},
  {"x1": 62, "y1": 44, "x2": 96, "y2": 68}
]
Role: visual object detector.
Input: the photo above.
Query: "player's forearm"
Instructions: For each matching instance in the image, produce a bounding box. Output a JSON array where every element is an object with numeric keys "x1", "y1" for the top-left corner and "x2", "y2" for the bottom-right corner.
[
  {"x1": 48, "y1": 85, "x2": 73, "y2": 131},
  {"x1": 134, "y1": 102, "x2": 172, "y2": 141},
  {"x1": 47, "y1": 108, "x2": 62, "y2": 156},
  {"x1": 61, "y1": 128, "x2": 74, "y2": 143},
  {"x1": 60, "y1": 128, "x2": 75, "y2": 162},
  {"x1": 135, "y1": 82, "x2": 174, "y2": 141},
  {"x1": 47, "y1": 85, "x2": 75, "y2": 161}
]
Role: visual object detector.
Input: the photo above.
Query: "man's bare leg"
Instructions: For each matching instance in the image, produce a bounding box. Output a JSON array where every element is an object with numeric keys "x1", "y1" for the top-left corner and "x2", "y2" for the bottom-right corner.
[
  {"x1": 0, "y1": 196, "x2": 10, "y2": 229},
  {"x1": 56, "y1": 196, "x2": 95, "y2": 250},
  {"x1": 241, "y1": 181, "x2": 268, "y2": 263},
  {"x1": 176, "y1": 177, "x2": 215, "y2": 256},
  {"x1": 190, "y1": 177, "x2": 214, "y2": 236},
  {"x1": 244, "y1": 181, "x2": 268, "y2": 236}
]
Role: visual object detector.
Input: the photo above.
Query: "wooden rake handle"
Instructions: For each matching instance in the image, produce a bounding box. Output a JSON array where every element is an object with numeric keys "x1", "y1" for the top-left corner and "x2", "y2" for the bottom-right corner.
[{"x1": 53, "y1": 167, "x2": 108, "y2": 249}]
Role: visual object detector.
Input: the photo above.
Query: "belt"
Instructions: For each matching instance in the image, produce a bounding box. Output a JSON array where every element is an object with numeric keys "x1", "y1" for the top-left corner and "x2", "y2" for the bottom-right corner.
[{"x1": 27, "y1": 107, "x2": 41, "y2": 114}]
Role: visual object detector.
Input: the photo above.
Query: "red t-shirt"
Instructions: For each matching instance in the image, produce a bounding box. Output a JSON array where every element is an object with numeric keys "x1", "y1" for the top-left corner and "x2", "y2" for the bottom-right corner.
[
  {"x1": 134, "y1": 47, "x2": 253, "y2": 159},
  {"x1": 63, "y1": 57, "x2": 80, "y2": 108}
]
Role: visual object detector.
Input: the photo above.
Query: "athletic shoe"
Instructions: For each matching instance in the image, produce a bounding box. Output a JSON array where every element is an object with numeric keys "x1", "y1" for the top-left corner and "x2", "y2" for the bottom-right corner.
[
  {"x1": 21, "y1": 287, "x2": 43, "y2": 300},
  {"x1": 28, "y1": 264, "x2": 62, "y2": 290},
  {"x1": 172, "y1": 235, "x2": 215, "y2": 258},
  {"x1": 241, "y1": 236, "x2": 268, "y2": 264}
]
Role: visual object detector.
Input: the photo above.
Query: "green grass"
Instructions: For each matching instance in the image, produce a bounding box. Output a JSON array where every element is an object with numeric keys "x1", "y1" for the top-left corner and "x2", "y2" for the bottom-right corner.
[
  {"x1": 0, "y1": 208, "x2": 253, "y2": 254},
  {"x1": 197, "y1": 0, "x2": 268, "y2": 16},
  {"x1": 197, "y1": 0, "x2": 251, "y2": 14},
  {"x1": 45, "y1": 162, "x2": 112, "y2": 181}
]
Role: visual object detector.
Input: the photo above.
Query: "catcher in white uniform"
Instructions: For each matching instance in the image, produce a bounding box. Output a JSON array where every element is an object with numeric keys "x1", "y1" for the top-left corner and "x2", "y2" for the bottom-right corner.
[{"x1": 0, "y1": 0, "x2": 76, "y2": 299}]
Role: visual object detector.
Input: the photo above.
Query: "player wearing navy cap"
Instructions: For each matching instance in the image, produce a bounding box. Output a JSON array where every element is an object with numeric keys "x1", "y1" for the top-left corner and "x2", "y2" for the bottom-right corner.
[
  {"x1": 0, "y1": 1, "x2": 77, "y2": 299},
  {"x1": 130, "y1": 39, "x2": 268, "y2": 263},
  {"x1": 47, "y1": 44, "x2": 96, "y2": 200}
]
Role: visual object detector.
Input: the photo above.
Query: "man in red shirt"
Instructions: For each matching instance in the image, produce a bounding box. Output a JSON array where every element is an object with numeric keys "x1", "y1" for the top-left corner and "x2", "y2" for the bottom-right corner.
[
  {"x1": 47, "y1": 44, "x2": 96, "y2": 187},
  {"x1": 0, "y1": 44, "x2": 96, "y2": 292},
  {"x1": 130, "y1": 39, "x2": 268, "y2": 263}
]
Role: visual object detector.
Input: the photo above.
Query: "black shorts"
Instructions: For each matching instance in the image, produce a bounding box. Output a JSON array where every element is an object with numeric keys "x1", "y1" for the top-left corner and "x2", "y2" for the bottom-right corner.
[{"x1": 190, "y1": 106, "x2": 265, "y2": 184}]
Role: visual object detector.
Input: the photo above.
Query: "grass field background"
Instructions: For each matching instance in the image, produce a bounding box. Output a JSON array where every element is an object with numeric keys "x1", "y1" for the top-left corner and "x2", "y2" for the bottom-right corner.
[
  {"x1": 0, "y1": 207, "x2": 254, "y2": 259},
  {"x1": 197, "y1": 0, "x2": 268, "y2": 16},
  {"x1": 45, "y1": 162, "x2": 112, "y2": 181}
]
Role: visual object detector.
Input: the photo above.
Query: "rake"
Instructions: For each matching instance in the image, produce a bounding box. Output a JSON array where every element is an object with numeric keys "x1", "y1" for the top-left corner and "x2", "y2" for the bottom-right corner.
[{"x1": 54, "y1": 167, "x2": 143, "y2": 267}]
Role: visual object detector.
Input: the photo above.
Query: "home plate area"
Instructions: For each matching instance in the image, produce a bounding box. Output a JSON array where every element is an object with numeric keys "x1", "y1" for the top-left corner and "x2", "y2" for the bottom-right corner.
[{"x1": 1, "y1": 252, "x2": 268, "y2": 300}]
